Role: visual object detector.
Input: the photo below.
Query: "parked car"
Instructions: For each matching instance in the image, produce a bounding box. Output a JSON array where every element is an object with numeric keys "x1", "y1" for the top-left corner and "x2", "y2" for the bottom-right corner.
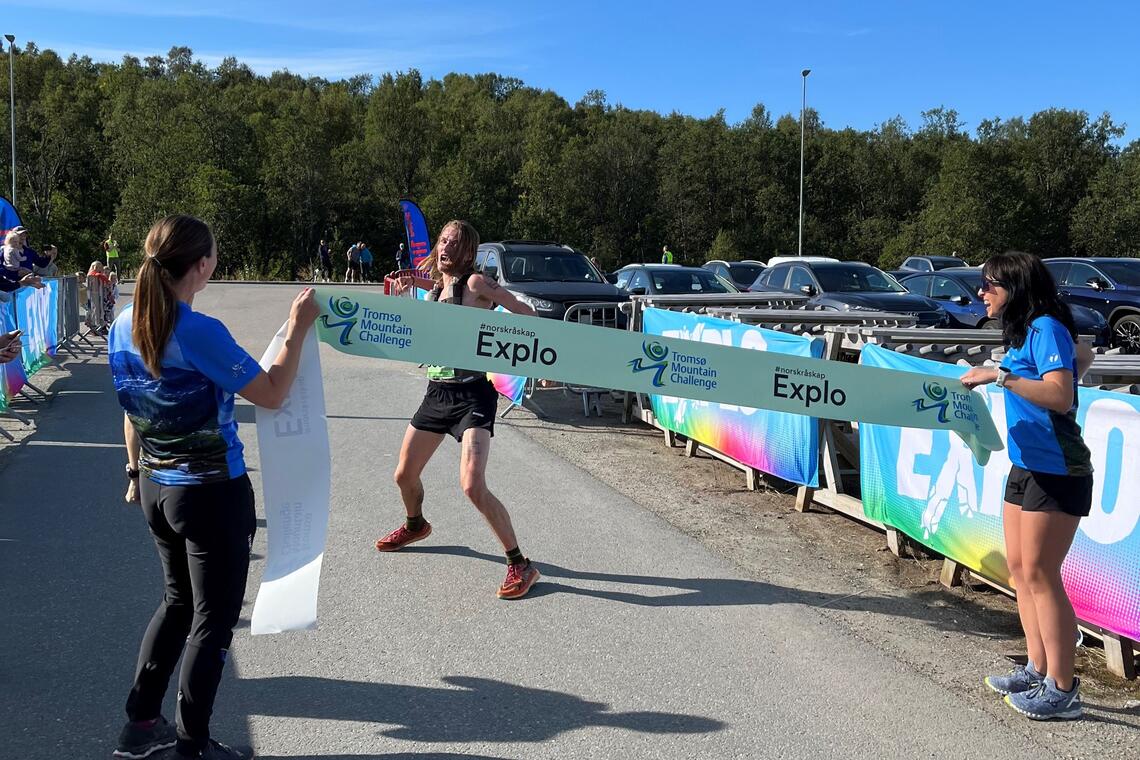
[
  {"x1": 896, "y1": 255, "x2": 968, "y2": 273},
  {"x1": 751, "y1": 259, "x2": 949, "y2": 326},
  {"x1": 614, "y1": 263, "x2": 739, "y2": 295},
  {"x1": 1042, "y1": 257, "x2": 1140, "y2": 352},
  {"x1": 766, "y1": 255, "x2": 838, "y2": 267},
  {"x1": 702, "y1": 260, "x2": 766, "y2": 291},
  {"x1": 475, "y1": 241, "x2": 627, "y2": 321},
  {"x1": 898, "y1": 267, "x2": 1110, "y2": 344}
]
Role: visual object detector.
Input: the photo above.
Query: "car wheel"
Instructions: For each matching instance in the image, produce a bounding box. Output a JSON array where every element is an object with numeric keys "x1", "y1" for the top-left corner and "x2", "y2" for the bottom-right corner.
[
  {"x1": 980, "y1": 319, "x2": 1001, "y2": 330},
  {"x1": 1113, "y1": 315, "x2": 1140, "y2": 354}
]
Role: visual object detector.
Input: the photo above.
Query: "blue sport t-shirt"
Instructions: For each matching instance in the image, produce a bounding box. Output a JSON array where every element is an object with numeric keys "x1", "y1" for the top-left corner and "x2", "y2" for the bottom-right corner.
[
  {"x1": 109, "y1": 303, "x2": 262, "y2": 486},
  {"x1": 1000, "y1": 315, "x2": 1092, "y2": 476}
]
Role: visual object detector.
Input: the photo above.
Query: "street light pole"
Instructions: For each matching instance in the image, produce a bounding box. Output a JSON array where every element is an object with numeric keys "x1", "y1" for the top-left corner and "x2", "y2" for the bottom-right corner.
[
  {"x1": 798, "y1": 68, "x2": 810, "y2": 257},
  {"x1": 4, "y1": 34, "x2": 14, "y2": 207}
]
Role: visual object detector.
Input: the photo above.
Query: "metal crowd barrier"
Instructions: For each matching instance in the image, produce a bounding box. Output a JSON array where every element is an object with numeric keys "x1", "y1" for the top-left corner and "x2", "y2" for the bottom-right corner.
[{"x1": 562, "y1": 302, "x2": 626, "y2": 416}]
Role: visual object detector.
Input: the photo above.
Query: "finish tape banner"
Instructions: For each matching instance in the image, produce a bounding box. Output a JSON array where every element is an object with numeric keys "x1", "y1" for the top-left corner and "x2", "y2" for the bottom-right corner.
[
  {"x1": 312, "y1": 288, "x2": 1003, "y2": 461},
  {"x1": 643, "y1": 309, "x2": 824, "y2": 487},
  {"x1": 251, "y1": 323, "x2": 330, "y2": 634},
  {"x1": 860, "y1": 344, "x2": 1140, "y2": 641}
]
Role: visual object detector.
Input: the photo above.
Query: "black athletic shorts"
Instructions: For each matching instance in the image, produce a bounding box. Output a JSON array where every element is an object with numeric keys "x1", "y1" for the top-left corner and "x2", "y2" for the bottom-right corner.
[
  {"x1": 411, "y1": 378, "x2": 497, "y2": 441},
  {"x1": 1004, "y1": 464, "x2": 1093, "y2": 517}
]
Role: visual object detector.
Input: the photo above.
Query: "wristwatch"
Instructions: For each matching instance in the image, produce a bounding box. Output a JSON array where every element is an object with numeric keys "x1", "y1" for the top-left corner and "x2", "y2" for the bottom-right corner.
[
  {"x1": 995, "y1": 368, "x2": 1011, "y2": 388},
  {"x1": 125, "y1": 464, "x2": 140, "y2": 480}
]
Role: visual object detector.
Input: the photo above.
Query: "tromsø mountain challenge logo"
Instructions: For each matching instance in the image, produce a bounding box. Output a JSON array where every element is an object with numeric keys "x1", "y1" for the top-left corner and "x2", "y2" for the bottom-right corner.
[
  {"x1": 629, "y1": 340, "x2": 670, "y2": 387},
  {"x1": 320, "y1": 296, "x2": 360, "y2": 346},
  {"x1": 912, "y1": 381, "x2": 950, "y2": 423}
]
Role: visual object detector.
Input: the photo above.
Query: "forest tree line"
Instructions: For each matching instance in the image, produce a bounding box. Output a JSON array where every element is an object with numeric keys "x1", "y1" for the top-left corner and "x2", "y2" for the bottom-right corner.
[{"x1": 3, "y1": 43, "x2": 1139, "y2": 278}]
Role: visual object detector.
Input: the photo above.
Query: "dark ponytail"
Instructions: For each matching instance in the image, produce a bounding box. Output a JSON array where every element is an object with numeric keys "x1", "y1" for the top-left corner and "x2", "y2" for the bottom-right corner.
[{"x1": 132, "y1": 215, "x2": 214, "y2": 378}]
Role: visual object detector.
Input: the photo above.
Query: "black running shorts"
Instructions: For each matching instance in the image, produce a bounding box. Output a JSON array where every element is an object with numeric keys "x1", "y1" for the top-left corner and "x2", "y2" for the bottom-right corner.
[
  {"x1": 1004, "y1": 464, "x2": 1093, "y2": 517},
  {"x1": 410, "y1": 378, "x2": 497, "y2": 441}
]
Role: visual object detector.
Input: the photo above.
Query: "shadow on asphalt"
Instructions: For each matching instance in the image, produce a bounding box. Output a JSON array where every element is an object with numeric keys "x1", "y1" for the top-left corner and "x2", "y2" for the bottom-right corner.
[
  {"x1": 221, "y1": 673, "x2": 723, "y2": 748},
  {"x1": 403, "y1": 545, "x2": 1021, "y2": 638},
  {"x1": 259, "y1": 755, "x2": 511, "y2": 759}
]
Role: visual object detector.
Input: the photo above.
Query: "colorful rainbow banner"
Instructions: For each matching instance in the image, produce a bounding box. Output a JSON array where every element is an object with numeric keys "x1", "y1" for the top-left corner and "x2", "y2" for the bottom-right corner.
[
  {"x1": 0, "y1": 302, "x2": 25, "y2": 410},
  {"x1": 643, "y1": 309, "x2": 824, "y2": 486},
  {"x1": 860, "y1": 344, "x2": 1140, "y2": 641}
]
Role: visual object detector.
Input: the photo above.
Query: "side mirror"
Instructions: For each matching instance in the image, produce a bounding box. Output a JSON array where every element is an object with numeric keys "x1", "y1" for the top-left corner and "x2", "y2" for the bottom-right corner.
[
  {"x1": 629, "y1": 286, "x2": 648, "y2": 296},
  {"x1": 951, "y1": 295, "x2": 970, "y2": 305},
  {"x1": 483, "y1": 266, "x2": 499, "y2": 280},
  {"x1": 1086, "y1": 277, "x2": 1108, "y2": 291},
  {"x1": 799, "y1": 285, "x2": 816, "y2": 296}
]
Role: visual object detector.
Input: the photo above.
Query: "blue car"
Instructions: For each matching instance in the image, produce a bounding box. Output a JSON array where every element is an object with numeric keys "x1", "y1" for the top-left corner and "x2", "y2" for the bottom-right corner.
[
  {"x1": 899, "y1": 267, "x2": 1111, "y2": 345},
  {"x1": 1043, "y1": 258, "x2": 1140, "y2": 352}
]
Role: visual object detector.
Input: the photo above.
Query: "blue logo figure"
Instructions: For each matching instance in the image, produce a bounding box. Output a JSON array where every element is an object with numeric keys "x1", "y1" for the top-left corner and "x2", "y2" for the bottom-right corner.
[
  {"x1": 320, "y1": 296, "x2": 360, "y2": 346},
  {"x1": 913, "y1": 381, "x2": 950, "y2": 423},
  {"x1": 629, "y1": 340, "x2": 670, "y2": 387}
]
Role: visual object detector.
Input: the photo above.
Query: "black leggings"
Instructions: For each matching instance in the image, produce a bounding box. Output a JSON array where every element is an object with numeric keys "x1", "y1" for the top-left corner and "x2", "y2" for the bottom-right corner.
[{"x1": 126, "y1": 474, "x2": 256, "y2": 754}]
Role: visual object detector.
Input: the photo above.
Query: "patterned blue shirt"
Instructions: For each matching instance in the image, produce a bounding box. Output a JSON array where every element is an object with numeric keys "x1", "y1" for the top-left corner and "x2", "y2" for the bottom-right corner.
[{"x1": 109, "y1": 303, "x2": 262, "y2": 485}]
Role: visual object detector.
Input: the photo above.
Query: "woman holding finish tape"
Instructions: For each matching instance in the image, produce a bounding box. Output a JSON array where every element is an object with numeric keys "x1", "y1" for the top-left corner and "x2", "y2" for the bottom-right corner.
[
  {"x1": 960, "y1": 250, "x2": 1094, "y2": 721},
  {"x1": 109, "y1": 215, "x2": 318, "y2": 759}
]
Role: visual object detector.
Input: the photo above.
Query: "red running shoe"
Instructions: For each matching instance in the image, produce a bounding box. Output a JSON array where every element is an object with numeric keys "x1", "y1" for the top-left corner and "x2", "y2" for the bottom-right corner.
[
  {"x1": 375, "y1": 521, "x2": 432, "y2": 552},
  {"x1": 497, "y1": 560, "x2": 540, "y2": 599}
]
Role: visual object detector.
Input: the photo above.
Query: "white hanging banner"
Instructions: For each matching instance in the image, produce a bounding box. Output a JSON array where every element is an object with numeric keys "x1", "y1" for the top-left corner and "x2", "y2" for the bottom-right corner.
[{"x1": 250, "y1": 323, "x2": 331, "y2": 635}]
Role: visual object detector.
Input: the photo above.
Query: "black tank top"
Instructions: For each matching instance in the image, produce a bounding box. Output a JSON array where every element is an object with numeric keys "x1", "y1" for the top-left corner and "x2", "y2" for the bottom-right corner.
[{"x1": 425, "y1": 273, "x2": 486, "y2": 383}]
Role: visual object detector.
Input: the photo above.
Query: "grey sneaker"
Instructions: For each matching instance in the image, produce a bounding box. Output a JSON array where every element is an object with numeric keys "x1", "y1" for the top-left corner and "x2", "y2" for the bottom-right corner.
[
  {"x1": 984, "y1": 661, "x2": 1043, "y2": 695},
  {"x1": 112, "y1": 716, "x2": 177, "y2": 758},
  {"x1": 1004, "y1": 677, "x2": 1083, "y2": 720}
]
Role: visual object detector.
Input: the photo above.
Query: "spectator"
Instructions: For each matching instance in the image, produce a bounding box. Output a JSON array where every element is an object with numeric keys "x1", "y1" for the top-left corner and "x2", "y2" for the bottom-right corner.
[
  {"x1": 358, "y1": 241, "x2": 373, "y2": 281},
  {"x1": 661, "y1": 245, "x2": 674, "y2": 264},
  {"x1": 395, "y1": 242, "x2": 411, "y2": 271},
  {"x1": 105, "y1": 272, "x2": 120, "y2": 325},
  {"x1": 317, "y1": 239, "x2": 332, "y2": 282},
  {"x1": 104, "y1": 235, "x2": 121, "y2": 276},
  {"x1": 3, "y1": 226, "x2": 32, "y2": 274},
  {"x1": 0, "y1": 329, "x2": 21, "y2": 364},
  {"x1": 962, "y1": 251, "x2": 1095, "y2": 721},
  {"x1": 85, "y1": 261, "x2": 113, "y2": 335},
  {"x1": 108, "y1": 214, "x2": 318, "y2": 760},
  {"x1": 34, "y1": 245, "x2": 60, "y2": 277},
  {"x1": 345, "y1": 242, "x2": 361, "y2": 283}
]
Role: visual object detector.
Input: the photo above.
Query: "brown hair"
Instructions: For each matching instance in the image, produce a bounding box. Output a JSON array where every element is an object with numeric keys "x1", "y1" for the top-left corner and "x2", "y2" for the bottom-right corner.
[
  {"x1": 132, "y1": 215, "x2": 215, "y2": 378},
  {"x1": 421, "y1": 220, "x2": 479, "y2": 280}
]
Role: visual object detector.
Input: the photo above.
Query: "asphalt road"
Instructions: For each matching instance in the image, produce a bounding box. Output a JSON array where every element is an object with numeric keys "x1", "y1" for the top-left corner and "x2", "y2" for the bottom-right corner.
[{"x1": 0, "y1": 283, "x2": 1126, "y2": 759}]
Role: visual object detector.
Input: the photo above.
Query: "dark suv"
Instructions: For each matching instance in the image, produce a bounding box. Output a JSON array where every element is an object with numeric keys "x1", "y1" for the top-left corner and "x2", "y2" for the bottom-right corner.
[
  {"x1": 474, "y1": 241, "x2": 626, "y2": 320},
  {"x1": 1043, "y1": 257, "x2": 1140, "y2": 352},
  {"x1": 752, "y1": 259, "x2": 949, "y2": 326}
]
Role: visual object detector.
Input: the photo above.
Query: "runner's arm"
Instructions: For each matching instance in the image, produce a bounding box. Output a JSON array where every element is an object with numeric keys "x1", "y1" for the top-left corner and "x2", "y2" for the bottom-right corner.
[{"x1": 468, "y1": 274, "x2": 536, "y2": 316}]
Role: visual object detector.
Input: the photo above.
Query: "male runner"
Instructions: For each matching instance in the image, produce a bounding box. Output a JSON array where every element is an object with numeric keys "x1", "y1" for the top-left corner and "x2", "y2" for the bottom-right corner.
[{"x1": 376, "y1": 220, "x2": 541, "y2": 599}]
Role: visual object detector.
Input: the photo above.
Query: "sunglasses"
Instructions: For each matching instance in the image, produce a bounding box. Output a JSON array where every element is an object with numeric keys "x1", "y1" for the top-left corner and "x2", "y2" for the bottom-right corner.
[{"x1": 979, "y1": 277, "x2": 1007, "y2": 292}]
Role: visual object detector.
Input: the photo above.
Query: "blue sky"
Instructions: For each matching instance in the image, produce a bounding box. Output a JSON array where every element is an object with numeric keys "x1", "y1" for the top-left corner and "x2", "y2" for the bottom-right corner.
[{"x1": 8, "y1": 0, "x2": 1140, "y2": 143}]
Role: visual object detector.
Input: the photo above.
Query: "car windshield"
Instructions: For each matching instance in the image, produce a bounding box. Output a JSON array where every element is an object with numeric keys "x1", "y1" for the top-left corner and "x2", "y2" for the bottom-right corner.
[
  {"x1": 651, "y1": 269, "x2": 736, "y2": 294},
  {"x1": 727, "y1": 263, "x2": 764, "y2": 286},
  {"x1": 813, "y1": 265, "x2": 906, "y2": 293},
  {"x1": 1097, "y1": 261, "x2": 1140, "y2": 286},
  {"x1": 502, "y1": 252, "x2": 603, "y2": 283},
  {"x1": 929, "y1": 257, "x2": 964, "y2": 270}
]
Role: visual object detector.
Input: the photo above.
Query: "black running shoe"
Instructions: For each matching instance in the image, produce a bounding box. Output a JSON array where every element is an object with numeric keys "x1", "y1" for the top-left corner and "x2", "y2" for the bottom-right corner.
[
  {"x1": 112, "y1": 716, "x2": 177, "y2": 759},
  {"x1": 177, "y1": 739, "x2": 255, "y2": 759}
]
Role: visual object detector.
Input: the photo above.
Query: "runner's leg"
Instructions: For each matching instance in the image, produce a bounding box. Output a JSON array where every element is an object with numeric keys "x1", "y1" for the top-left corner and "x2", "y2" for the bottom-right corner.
[
  {"x1": 394, "y1": 424, "x2": 446, "y2": 518},
  {"x1": 459, "y1": 427, "x2": 518, "y2": 550}
]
